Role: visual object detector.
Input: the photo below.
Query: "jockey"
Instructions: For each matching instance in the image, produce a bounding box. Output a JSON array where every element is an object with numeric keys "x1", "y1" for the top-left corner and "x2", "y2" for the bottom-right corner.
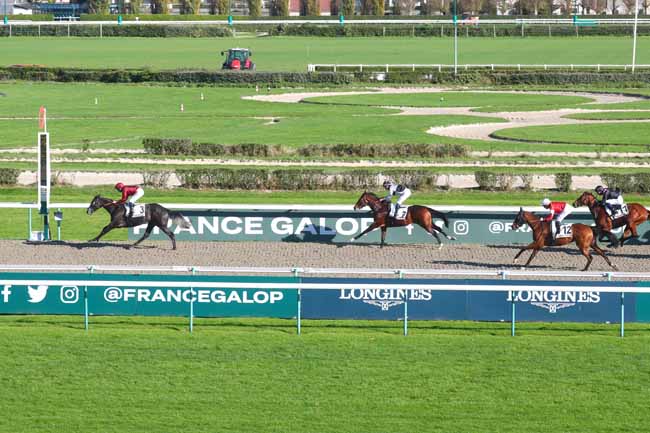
[
  {"x1": 383, "y1": 180, "x2": 411, "y2": 216},
  {"x1": 541, "y1": 198, "x2": 573, "y2": 236},
  {"x1": 595, "y1": 185, "x2": 624, "y2": 216},
  {"x1": 115, "y1": 182, "x2": 144, "y2": 217}
]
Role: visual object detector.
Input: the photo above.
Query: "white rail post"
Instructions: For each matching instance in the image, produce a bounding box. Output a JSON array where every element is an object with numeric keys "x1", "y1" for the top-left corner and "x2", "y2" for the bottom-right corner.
[
  {"x1": 85, "y1": 265, "x2": 94, "y2": 331},
  {"x1": 398, "y1": 270, "x2": 407, "y2": 336},
  {"x1": 189, "y1": 267, "x2": 196, "y2": 333},
  {"x1": 294, "y1": 267, "x2": 301, "y2": 335},
  {"x1": 503, "y1": 271, "x2": 515, "y2": 336}
]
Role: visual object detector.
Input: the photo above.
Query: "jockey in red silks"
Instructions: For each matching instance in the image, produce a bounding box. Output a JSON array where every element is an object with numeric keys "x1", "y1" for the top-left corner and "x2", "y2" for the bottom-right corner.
[
  {"x1": 541, "y1": 198, "x2": 573, "y2": 237},
  {"x1": 115, "y1": 182, "x2": 144, "y2": 217}
]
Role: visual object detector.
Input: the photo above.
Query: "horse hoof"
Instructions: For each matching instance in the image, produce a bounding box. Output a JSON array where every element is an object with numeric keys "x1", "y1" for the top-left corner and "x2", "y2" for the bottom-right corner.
[
  {"x1": 438, "y1": 243, "x2": 444, "y2": 250},
  {"x1": 448, "y1": 236, "x2": 457, "y2": 241},
  {"x1": 349, "y1": 237, "x2": 356, "y2": 243}
]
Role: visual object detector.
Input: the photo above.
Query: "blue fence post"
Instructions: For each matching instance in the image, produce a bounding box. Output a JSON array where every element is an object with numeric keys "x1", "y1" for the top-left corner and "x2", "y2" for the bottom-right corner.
[
  {"x1": 189, "y1": 267, "x2": 196, "y2": 333},
  {"x1": 398, "y1": 270, "x2": 407, "y2": 336},
  {"x1": 293, "y1": 268, "x2": 301, "y2": 335}
]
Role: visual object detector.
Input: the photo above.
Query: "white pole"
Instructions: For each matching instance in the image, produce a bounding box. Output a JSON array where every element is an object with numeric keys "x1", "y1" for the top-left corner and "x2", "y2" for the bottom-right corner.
[
  {"x1": 453, "y1": 0, "x2": 458, "y2": 75},
  {"x1": 632, "y1": 0, "x2": 640, "y2": 73}
]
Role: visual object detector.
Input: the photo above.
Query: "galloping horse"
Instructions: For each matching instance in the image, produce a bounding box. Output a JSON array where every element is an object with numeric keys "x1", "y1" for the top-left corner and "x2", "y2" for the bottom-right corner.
[
  {"x1": 86, "y1": 195, "x2": 191, "y2": 250},
  {"x1": 573, "y1": 191, "x2": 649, "y2": 247},
  {"x1": 352, "y1": 191, "x2": 455, "y2": 248},
  {"x1": 511, "y1": 208, "x2": 616, "y2": 271}
]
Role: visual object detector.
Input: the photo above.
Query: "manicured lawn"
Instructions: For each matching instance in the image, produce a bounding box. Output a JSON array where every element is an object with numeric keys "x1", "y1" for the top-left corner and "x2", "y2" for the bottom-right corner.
[
  {"x1": 565, "y1": 111, "x2": 650, "y2": 120},
  {"x1": 1, "y1": 36, "x2": 648, "y2": 71},
  {"x1": 1, "y1": 315, "x2": 649, "y2": 433},
  {"x1": 491, "y1": 122, "x2": 650, "y2": 145}
]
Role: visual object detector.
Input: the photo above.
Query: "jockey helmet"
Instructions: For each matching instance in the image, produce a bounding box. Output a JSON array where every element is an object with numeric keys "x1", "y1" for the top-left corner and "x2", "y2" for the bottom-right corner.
[
  {"x1": 595, "y1": 185, "x2": 605, "y2": 195},
  {"x1": 382, "y1": 180, "x2": 393, "y2": 189},
  {"x1": 115, "y1": 182, "x2": 125, "y2": 191},
  {"x1": 541, "y1": 198, "x2": 551, "y2": 207}
]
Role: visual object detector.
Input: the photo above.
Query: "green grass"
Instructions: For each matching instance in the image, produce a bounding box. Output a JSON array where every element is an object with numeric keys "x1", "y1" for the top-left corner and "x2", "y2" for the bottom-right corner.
[
  {"x1": 491, "y1": 122, "x2": 650, "y2": 145},
  {"x1": 1, "y1": 315, "x2": 650, "y2": 433},
  {"x1": 0, "y1": 82, "x2": 506, "y2": 149},
  {"x1": 306, "y1": 91, "x2": 595, "y2": 111},
  {"x1": 1, "y1": 36, "x2": 648, "y2": 71},
  {"x1": 565, "y1": 111, "x2": 650, "y2": 120},
  {"x1": 2, "y1": 186, "x2": 650, "y2": 241}
]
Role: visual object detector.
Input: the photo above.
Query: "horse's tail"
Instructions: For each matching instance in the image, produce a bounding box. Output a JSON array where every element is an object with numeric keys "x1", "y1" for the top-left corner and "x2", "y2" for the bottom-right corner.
[
  {"x1": 427, "y1": 207, "x2": 449, "y2": 228},
  {"x1": 170, "y1": 211, "x2": 191, "y2": 229}
]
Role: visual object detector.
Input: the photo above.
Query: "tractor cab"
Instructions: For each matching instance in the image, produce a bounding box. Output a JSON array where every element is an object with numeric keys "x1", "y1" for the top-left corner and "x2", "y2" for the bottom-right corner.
[{"x1": 221, "y1": 48, "x2": 255, "y2": 70}]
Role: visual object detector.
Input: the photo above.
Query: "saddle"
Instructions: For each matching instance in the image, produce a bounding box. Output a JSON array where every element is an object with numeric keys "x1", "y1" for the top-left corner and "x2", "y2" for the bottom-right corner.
[
  {"x1": 389, "y1": 204, "x2": 409, "y2": 220},
  {"x1": 604, "y1": 204, "x2": 629, "y2": 221},
  {"x1": 550, "y1": 221, "x2": 572, "y2": 240},
  {"x1": 125, "y1": 203, "x2": 146, "y2": 219}
]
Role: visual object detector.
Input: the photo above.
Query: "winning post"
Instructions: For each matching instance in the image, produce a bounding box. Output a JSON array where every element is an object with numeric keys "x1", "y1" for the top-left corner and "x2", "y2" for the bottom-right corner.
[{"x1": 37, "y1": 106, "x2": 50, "y2": 241}]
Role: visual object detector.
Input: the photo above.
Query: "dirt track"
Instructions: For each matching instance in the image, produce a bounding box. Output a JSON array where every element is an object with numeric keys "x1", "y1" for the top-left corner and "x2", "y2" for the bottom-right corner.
[{"x1": 1, "y1": 240, "x2": 648, "y2": 277}]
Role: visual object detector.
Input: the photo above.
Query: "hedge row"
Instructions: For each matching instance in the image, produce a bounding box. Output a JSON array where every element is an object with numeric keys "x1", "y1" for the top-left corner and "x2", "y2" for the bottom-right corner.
[
  {"x1": 0, "y1": 24, "x2": 232, "y2": 37},
  {"x1": 143, "y1": 138, "x2": 284, "y2": 157},
  {"x1": 0, "y1": 168, "x2": 19, "y2": 185},
  {"x1": 142, "y1": 138, "x2": 468, "y2": 158},
  {"x1": 0, "y1": 67, "x2": 352, "y2": 85},
  {"x1": 3, "y1": 66, "x2": 650, "y2": 86},
  {"x1": 3, "y1": 23, "x2": 650, "y2": 38},
  {"x1": 176, "y1": 168, "x2": 439, "y2": 190}
]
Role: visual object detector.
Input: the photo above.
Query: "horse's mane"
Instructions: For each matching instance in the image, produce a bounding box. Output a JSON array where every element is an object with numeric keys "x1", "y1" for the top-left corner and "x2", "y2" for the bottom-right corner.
[{"x1": 365, "y1": 191, "x2": 380, "y2": 200}]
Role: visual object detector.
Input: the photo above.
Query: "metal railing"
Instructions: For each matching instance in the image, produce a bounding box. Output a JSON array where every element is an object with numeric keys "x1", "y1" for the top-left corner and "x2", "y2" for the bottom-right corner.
[
  {"x1": 308, "y1": 63, "x2": 650, "y2": 72},
  {"x1": 1, "y1": 264, "x2": 648, "y2": 337}
]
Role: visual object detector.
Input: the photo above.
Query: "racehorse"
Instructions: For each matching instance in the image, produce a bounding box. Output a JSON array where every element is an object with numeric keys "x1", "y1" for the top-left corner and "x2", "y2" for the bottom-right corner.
[
  {"x1": 510, "y1": 208, "x2": 617, "y2": 271},
  {"x1": 572, "y1": 191, "x2": 649, "y2": 248},
  {"x1": 352, "y1": 191, "x2": 455, "y2": 248},
  {"x1": 86, "y1": 195, "x2": 191, "y2": 250}
]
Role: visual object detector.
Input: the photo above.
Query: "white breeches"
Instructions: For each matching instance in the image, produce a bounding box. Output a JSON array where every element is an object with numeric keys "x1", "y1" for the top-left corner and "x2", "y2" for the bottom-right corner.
[
  {"x1": 554, "y1": 205, "x2": 573, "y2": 222},
  {"x1": 128, "y1": 188, "x2": 144, "y2": 204},
  {"x1": 396, "y1": 189, "x2": 411, "y2": 206}
]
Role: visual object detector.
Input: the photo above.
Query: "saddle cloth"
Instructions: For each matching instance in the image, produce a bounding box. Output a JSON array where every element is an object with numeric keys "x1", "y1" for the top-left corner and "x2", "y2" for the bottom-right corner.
[
  {"x1": 552, "y1": 223, "x2": 573, "y2": 239},
  {"x1": 390, "y1": 204, "x2": 409, "y2": 220},
  {"x1": 125, "y1": 203, "x2": 146, "y2": 218},
  {"x1": 606, "y1": 204, "x2": 629, "y2": 220}
]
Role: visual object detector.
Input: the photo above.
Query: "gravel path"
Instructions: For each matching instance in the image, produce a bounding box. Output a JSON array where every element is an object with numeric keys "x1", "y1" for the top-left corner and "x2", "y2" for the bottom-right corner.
[{"x1": 1, "y1": 240, "x2": 647, "y2": 277}]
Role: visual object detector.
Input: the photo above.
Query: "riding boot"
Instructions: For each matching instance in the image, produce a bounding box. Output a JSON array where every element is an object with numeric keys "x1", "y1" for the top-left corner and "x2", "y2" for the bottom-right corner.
[
  {"x1": 555, "y1": 220, "x2": 560, "y2": 238},
  {"x1": 127, "y1": 203, "x2": 133, "y2": 219}
]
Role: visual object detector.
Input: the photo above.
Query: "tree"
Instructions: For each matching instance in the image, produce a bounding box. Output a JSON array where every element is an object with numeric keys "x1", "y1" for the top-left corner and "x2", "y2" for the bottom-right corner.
[
  {"x1": 151, "y1": 0, "x2": 170, "y2": 13},
  {"x1": 180, "y1": 0, "x2": 201, "y2": 13},
  {"x1": 88, "y1": 0, "x2": 110, "y2": 14},
  {"x1": 394, "y1": 0, "x2": 417, "y2": 14},
  {"x1": 129, "y1": 0, "x2": 143, "y2": 14},
  {"x1": 248, "y1": 0, "x2": 261, "y2": 16},
  {"x1": 620, "y1": 0, "x2": 636, "y2": 14},
  {"x1": 270, "y1": 0, "x2": 290, "y2": 15},
  {"x1": 341, "y1": 0, "x2": 355, "y2": 15},
  {"x1": 217, "y1": 0, "x2": 228, "y2": 14},
  {"x1": 373, "y1": 0, "x2": 385, "y2": 14}
]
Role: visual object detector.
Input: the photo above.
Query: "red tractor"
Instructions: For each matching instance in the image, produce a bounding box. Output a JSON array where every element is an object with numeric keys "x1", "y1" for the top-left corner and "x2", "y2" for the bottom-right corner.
[{"x1": 221, "y1": 48, "x2": 255, "y2": 71}]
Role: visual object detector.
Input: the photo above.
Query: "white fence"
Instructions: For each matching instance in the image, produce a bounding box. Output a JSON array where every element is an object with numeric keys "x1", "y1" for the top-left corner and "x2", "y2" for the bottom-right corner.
[
  {"x1": 308, "y1": 63, "x2": 650, "y2": 72},
  {"x1": 1, "y1": 264, "x2": 648, "y2": 336}
]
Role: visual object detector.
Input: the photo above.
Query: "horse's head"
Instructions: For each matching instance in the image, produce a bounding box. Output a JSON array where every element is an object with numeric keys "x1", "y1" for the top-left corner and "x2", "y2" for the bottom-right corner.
[
  {"x1": 87, "y1": 195, "x2": 108, "y2": 215},
  {"x1": 572, "y1": 191, "x2": 595, "y2": 208},
  {"x1": 354, "y1": 191, "x2": 379, "y2": 211}
]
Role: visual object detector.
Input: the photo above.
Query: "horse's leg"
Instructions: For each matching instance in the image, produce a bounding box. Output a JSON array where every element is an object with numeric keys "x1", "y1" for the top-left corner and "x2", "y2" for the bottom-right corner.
[
  {"x1": 426, "y1": 227, "x2": 444, "y2": 250},
  {"x1": 522, "y1": 249, "x2": 539, "y2": 267},
  {"x1": 590, "y1": 242, "x2": 618, "y2": 271},
  {"x1": 513, "y1": 242, "x2": 537, "y2": 264},
  {"x1": 89, "y1": 223, "x2": 116, "y2": 242},
  {"x1": 605, "y1": 230, "x2": 619, "y2": 248},
  {"x1": 159, "y1": 225, "x2": 177, "y2": 250},
  {"x1": 580, "y1": 246, "x2": 594, "y2": 271},
  {"x1": 132, "y1": 222, "x2": 155, "y2": 248},
  {"x1": 351, "y1": 221, "x2": 382, "y2": 242},
  {"x1": 380, "y1": 227, "x2": 387, "y2": 248},
  {"x1": 619, "y1": 221, "x2": 639, "y2": 246}
]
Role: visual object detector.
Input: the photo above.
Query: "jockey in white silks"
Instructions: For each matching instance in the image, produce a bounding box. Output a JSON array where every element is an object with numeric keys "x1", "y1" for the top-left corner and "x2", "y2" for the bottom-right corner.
[{"x1": 382, "y1": 180, "x2": 411, "y2": 217}]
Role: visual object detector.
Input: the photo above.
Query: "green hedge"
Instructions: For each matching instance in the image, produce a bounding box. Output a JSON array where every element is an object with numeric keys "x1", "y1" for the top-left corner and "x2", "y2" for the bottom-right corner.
[
  {"x1": 0, "y1": 66, "x2": 352, "y2": 85},
  {"x1": 4, "y1": 21, "x2": 650, "y2": 38},
  {"x1": 0, "y1": 24, "x2": 232, "y2": 37},
  {"x1": 0, "y1": 168, "x2": 19, "y2": 185},
  {"x1": 176, "y1": 168, "x2": 438, "y2": 190},
  {"x1": 143, "y1": 138, "x2": 468, "y2": 158},
  {"x1": 3, "y1": 66, "x2": 650, "y2": 87},
  {"x1": 600, "y1": 173, "x2": 650, "y2": 194}
]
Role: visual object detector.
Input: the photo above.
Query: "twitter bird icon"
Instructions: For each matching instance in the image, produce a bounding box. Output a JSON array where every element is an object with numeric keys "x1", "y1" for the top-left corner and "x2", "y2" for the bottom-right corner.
[{"x1": 27, "y1": 285, "x2": 49, "y2": 303}]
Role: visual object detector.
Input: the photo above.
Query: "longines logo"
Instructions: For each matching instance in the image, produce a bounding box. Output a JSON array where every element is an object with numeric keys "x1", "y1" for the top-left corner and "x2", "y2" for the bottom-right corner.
[
  {"x1": 339, "y1": 289, "x2": 432, "y2": 311},
  {"x1": 507, "y1": 290, "x2": 601, "y2": 313}
]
